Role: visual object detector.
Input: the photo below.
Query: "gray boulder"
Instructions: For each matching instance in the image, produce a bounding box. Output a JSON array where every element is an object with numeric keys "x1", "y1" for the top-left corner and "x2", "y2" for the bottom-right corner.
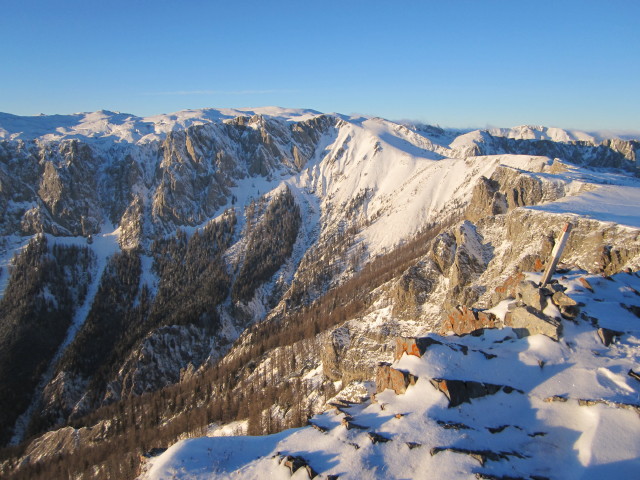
[
  {"x1": 516, "y1": 280, "x2": 549, "y2": 311},
  {"x1": 505, "y1": 306, "x2": 562, "y2": 340},
  {"x1": 552, "y1": 290, "x2": 577, "y2": 307}
]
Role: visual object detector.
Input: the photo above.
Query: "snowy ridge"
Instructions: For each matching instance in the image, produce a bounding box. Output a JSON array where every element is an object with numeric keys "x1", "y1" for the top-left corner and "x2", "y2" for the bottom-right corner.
[
  {"x1": 0, "y1": 107, "x2": 323, "y2": 143},
  {"x1": 2, "y1": 108, "x2": 637, "y2": 146},
  {"x1": 142, "y1": 270, "x2": 640, "y2": 479},
  {"x1": 488, "y1": 125, "x2": 600, "y2": 143},
  {"x1": 528, "y1": 184, "x2": 640, "y2": 229}
]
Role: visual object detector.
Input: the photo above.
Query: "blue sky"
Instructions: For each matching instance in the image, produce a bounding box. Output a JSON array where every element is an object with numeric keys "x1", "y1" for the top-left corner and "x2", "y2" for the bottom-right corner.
[{"x1": 1, "y1": 0, "x2": 639, "y2": 131}]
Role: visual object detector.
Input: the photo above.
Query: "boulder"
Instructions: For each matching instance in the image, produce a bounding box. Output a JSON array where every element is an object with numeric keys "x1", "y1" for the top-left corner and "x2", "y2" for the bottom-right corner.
[
  {"x1": 504, "y1": 306, "x2": 562, "y2": 340},
  {"x1": 430, "y1": 446, "x2": 524, "y2": 466},
  {"x1": 515, "y1": 280, "x2": 548, "y2": 311},
  {"x1": 559, "y1": 304, "x2": 580, "y2": 320},
  {"x1": 341, "y1": 416, "x2": 368, "y2": 430},
  {"x1": 492, "y1": 272, "x2": 526, "y2": 305},
  {"x1": 551, "y1": 291, "x2": 577, "y2": 307},
  {"x1": 375, "y1": 363, "x2": 418, "y2": 395},
  {"x1": 278, "y1": 454, "x2": 317, "y2": 478},
  {"x1": 308, "y1": 421, "x2": 329, "y2": 434},
  {"x1": 578, "y1": 277, "x2": 594, "y2": 292},
  {"x1": 441, "y1": 306, "x2": 500, "y2": 335},
  {"x1": 367, "y1": 432, "x2": 391, "y2": 444},
  {"x1": 437, "y1": 420, "x2": 471, "y2": 430},
  {"x1": 548, "y1": 282, "x2": 566, "y2": 293},
  {"x1": 622, "y1": 303, "x2": 640, "y2": 318}
]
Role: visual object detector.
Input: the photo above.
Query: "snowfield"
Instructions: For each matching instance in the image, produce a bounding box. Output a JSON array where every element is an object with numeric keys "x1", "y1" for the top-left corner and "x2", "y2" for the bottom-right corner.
[{"x1": 141, "y1": 270, "x2": 640, "y2": 480}]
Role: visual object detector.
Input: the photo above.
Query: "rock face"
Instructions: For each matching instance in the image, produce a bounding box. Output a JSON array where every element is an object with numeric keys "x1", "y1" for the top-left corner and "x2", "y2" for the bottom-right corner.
[
  {"x1": 391, "y1": 261, "x2": 436, "y2": 318},
  {"x1": 0, "y1": 113, "x2": 338, "y2": 246},
  {"x1": 465, "y1": 176, "x2": 507, "y2": 223},
  {"x1": 18, "y1": 420, "x2": 112, "y2": 466},
  {"x1": 109, "y1": 325, "x2": 217, "y2": 399},
  {"x1": 393, "y1": 221, "x2": 491, "y2": 321},
  {"x1": 322, "y1": 322, "x2": 396, "y2": 383},
  {"x1": 321, "y1": 326, "x2": 351, "y2": 382}
]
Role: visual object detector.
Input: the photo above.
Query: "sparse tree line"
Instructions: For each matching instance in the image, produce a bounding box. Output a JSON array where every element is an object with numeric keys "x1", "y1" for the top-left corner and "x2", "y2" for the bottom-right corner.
[
  {"x1": 0, "y1": 188, "x2": 300, "y2": 453},
  {"x1": 27, "y1": 209, "x2": 239, "y2": 438},
  {"x1": 0, "y1": 236, "x2": 95, "y2": 446},
  {"x1": 232, "y1": 188, "x2": 301, "y2": 303},
  {"x1": 286, "y1": 214, "x2": 366, "y2": 307}
]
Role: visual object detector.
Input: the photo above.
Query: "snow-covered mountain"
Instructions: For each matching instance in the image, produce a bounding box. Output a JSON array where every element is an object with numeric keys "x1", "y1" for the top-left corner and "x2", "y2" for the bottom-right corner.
[{"x1": 1, "y1": 107, "x2": 639, "y2": 479}]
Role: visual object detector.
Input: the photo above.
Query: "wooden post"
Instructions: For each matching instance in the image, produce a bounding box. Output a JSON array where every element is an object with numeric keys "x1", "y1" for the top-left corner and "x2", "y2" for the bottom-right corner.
[{"x1": 540, "y1": 222, "x2": 573, "y2": 287}]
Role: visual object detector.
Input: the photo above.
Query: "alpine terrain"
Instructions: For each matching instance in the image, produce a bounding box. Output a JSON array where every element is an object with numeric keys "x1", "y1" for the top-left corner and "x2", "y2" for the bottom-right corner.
[{"x1": 0, "y1": 107, "x2": 639, "y2": 479}]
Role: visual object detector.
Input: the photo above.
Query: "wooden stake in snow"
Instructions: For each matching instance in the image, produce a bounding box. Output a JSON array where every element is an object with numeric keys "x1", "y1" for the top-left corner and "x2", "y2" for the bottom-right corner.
[{"x1": 540, "y1": 222, "x2": 573, "y2": 287}]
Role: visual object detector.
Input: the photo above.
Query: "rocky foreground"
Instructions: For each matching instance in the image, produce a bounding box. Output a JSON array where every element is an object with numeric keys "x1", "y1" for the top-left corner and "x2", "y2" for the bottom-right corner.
[{"x1": 141, "y1": 269, "x2": 640, "y2": 479}]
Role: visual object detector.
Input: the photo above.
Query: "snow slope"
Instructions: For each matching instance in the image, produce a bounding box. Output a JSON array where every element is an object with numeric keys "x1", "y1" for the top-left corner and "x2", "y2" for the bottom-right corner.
[
  {"x1": 142, "y1": 270, "x2": 640, "y2": 480},
  {"x1": 528, "y1": 185, "x2": 640, "y2": 229}
]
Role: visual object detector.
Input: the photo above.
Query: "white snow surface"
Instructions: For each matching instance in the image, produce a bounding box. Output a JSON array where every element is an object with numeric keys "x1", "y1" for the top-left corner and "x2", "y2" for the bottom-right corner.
[
  {"x1": 528, "y1": 184, "x2": 640, "y2": 229},
  {"x1": 142, "y1": 270, "x2": 640, "y2": 480}
]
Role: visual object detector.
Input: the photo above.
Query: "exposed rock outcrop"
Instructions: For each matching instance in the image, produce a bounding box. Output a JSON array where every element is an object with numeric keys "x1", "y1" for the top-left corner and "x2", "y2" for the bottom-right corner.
[
  {"x1": 441, "y1": 306, "x2": 500, "y2": 335},
  {"x1": 322, "y1": 322, "x2": 396, "y2": 384},
  {"x1": 375, "y1": 363, "x2": 417, "y2": 395},
  {"x1": 465, "y1": 176, "x2": 507, "y2": 223},
  {"x1": 429, "y1": 378, "x2": 522, "y2": 408},
  {"x1": 110, "y1": 325, "x2": 218, "y2": 399},
  {"x1": 394, "y1": 336, "x2": 443, "y2": 360}
]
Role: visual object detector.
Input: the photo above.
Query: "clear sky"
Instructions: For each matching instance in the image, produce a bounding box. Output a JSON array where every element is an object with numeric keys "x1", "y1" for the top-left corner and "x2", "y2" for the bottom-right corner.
[{"x1": 1, "y1": 0, "x2": 639, "y2": 131}]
